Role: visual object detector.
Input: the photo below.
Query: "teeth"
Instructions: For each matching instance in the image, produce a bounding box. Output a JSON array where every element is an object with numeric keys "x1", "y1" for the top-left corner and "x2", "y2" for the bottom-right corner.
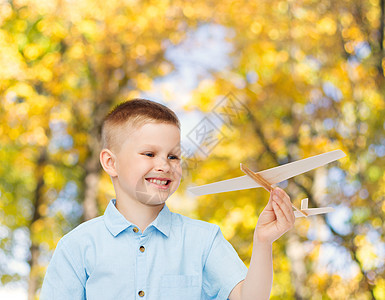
[{"x1": 147, "y1": 179, "x2": 168, "y2": 185}]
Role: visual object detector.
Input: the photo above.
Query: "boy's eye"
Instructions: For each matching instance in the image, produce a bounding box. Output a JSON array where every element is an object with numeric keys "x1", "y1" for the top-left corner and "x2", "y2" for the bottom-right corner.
[
  {"x1": 142, "y1": 152, "x2": 180, "y2": 160},
  {"x1": 168, "y1": 155, "x2": 180, "y2": 160}
]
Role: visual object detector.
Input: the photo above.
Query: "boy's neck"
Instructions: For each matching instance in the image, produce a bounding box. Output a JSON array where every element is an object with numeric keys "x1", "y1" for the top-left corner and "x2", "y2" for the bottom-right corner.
[{"x1": 115, "y1": 198, "x2": 165, "y2": 233}]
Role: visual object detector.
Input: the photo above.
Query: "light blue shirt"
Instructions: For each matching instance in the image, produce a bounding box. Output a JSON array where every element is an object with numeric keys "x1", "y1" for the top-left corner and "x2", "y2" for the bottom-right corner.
[{"x1": 41, "y1": 200, "x2": 248, "y2": 300}]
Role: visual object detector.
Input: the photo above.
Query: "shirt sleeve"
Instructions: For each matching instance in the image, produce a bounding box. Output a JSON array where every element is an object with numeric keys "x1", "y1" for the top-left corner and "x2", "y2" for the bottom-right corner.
[
  {"x1": 40, "y1": 238, "x2": 86, "y2": 300},
  {"x1": 202, "y1": 226, "x2": 248, "y2": 300}
]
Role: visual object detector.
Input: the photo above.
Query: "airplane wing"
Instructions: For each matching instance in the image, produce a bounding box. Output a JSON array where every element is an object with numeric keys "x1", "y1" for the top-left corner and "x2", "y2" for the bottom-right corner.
[
  {"x1": 187, "y1": 149, "x2": 346, "y2": 196},
  {"x1": 294, "y1": 207, "x2": 334, "y2": 218}
]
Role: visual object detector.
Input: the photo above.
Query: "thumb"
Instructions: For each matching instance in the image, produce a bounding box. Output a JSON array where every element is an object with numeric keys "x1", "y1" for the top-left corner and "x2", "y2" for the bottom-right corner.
[{"x1": 263, "y1": 189, "x2": 275, "y2": 211}]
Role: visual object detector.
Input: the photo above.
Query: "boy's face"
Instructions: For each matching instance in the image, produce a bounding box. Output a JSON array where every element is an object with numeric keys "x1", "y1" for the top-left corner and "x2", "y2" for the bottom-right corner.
[{"x1": 112, "y1": 122, "x2": 182, "y2": 207}]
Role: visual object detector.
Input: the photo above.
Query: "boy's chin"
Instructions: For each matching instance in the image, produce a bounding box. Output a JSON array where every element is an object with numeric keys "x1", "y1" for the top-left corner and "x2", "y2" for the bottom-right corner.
[
  {"x1": 141, "y1": 198, "x2": 167, "y2": 207},
  {"x1": 135, "y1": 190, "x2": 171, "y2": 206},
  {"x1": 134, "y1": 180, "x2": 174, "y2": 205}
]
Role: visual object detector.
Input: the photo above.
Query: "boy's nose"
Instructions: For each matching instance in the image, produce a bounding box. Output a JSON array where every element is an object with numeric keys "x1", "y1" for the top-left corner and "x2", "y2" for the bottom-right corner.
[{"x1": 154, "y1": 157, "x2": 171, "y2": 172}]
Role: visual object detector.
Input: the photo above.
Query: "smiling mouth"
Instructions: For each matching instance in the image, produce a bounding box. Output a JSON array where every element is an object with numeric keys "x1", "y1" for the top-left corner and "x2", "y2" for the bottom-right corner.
[{"x1": 145, "y1": 178, "x2": 172, "y2": 188}]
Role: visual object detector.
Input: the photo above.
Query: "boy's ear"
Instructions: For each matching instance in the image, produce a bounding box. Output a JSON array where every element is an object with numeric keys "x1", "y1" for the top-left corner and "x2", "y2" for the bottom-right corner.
[{"x1": 100, "y1": 149, "x2": 118, "y2": 177}]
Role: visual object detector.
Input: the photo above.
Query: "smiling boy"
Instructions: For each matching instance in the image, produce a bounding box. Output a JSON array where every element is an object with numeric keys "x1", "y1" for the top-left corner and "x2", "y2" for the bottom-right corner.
[{"x1": 41, "y1": 99, "x2": 295, "y2": 299}]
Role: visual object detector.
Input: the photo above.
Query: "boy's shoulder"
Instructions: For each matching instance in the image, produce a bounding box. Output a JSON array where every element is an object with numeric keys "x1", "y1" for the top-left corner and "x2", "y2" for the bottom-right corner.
[
  {"x1": 57, "y1": 206, "x2": 222, "y2": 246},
  {"x1": 60, "y1": 215, "x2": 105, "y2": 244}
]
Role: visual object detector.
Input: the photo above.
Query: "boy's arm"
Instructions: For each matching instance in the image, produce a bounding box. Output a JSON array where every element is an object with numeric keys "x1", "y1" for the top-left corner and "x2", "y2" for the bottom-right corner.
[
  {"x1": 229, "y1": 188, "x2": 295, "y2": 300},
  {"x1": 40, "y1": 239, "x2": 86, "y2": 300}
]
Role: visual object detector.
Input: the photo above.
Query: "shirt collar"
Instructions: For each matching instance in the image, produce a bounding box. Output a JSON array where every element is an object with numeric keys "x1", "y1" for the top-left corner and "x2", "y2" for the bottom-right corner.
[
  {"x1": 104, "y1": 199, "x2": 132, "y2": 237},
  {"x1": 148, "y1": 205, "x2": 171, "y2": 237},
  {"x1": 104, "y1": 199, "x2": 171, "y2": 237}
]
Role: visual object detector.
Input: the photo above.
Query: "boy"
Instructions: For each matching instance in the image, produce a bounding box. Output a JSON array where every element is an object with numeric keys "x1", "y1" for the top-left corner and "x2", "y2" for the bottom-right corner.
[{"x1": 41, "y1": 99, "x2": 295, "y2": 299}]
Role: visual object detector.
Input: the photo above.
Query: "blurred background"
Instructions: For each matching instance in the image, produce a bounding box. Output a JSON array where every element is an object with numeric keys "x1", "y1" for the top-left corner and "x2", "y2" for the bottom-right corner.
[{"x1": 1, "y1": 0, "x2": 385, "y2": 299}]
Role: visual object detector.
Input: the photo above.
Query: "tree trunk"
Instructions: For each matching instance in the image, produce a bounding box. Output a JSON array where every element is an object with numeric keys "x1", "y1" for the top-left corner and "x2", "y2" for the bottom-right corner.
[
  {"x1": 28, "y1": 147, "x2": 47, "y2": 300},
  {"x1": 83, "y1": 171, "x2": 100, "y2": 221},
  {"x1": 27, "y1": 244, "x2": 40, "y2": 300},
  {"x1": 287, "y1": 231, "x2": 308, "y2": 299},
  {"x1": 81, "y1": 101, "x2": 113, "y2": 221}
]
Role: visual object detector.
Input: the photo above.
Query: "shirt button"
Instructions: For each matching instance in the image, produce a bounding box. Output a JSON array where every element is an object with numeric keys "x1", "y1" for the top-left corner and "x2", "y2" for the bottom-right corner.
[
  {"x1": 133, "y1": 227, "x2": 139, "y2": 233},
  {"x1": 139, "y1": 246, "x2": 145, "y2": 253},
  {"x1": 138, "y1": 290, "x2": 145, "y2": 297}
]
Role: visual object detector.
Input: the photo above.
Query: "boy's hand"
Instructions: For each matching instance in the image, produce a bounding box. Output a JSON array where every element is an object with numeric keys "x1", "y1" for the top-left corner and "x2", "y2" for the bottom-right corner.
[{"x1": 254, "y1": 187, "x2": 295, "y2": 244}]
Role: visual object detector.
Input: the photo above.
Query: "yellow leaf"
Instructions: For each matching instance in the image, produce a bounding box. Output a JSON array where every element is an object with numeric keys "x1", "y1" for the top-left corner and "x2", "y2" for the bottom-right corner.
[{"x1": 317, "y1": 16, "x2": 337, "y2": 35}]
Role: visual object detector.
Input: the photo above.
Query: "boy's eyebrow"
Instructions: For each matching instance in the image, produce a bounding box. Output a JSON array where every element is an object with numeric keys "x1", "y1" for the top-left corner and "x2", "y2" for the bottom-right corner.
[
  {"x1": 140, "y1": 144, "x2": 181, "y2": 153},
  {"x1": 141, "y1": 144, "x2": 159, "y2": 149}
]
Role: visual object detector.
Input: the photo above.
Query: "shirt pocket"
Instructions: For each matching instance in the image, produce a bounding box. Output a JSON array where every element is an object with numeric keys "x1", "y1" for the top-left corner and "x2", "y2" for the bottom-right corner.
[{"x1": 160, "y1": 274, "x2": 201, "y2": 300}]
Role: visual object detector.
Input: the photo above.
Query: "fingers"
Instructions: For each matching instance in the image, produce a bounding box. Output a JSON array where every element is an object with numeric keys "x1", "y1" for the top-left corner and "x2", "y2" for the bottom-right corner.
[
  {"x1": 271, "y1": 200, "x2": 288, "y2": 224},
  {"x1": 271, "y1": 187, "x2": 295, "y2": 227},
  {"x1": 264, "y1": 193, "x2": 274, "y2": 211}
]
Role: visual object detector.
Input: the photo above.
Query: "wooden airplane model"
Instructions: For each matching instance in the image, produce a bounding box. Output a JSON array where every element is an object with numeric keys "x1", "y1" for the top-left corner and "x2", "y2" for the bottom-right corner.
[{"x1": 187, "y1": 150, "x2": 346, "y2": 218}]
